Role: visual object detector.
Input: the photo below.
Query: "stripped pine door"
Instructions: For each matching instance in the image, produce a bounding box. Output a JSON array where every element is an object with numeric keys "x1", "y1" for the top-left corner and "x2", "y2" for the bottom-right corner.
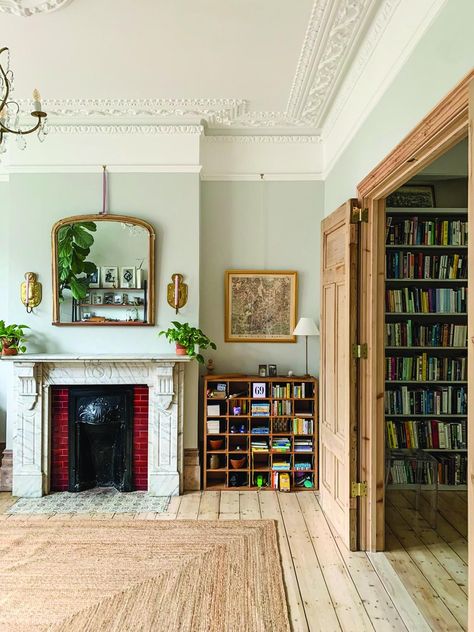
[{"x1": 320, "y1": 200, "x2": 359, "y2": 550}]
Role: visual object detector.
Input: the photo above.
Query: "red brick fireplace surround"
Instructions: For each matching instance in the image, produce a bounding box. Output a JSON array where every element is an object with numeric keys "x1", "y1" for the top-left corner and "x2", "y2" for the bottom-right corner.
[{"x1": 50, "y1": 385, "x2": 149, "y2": 492}]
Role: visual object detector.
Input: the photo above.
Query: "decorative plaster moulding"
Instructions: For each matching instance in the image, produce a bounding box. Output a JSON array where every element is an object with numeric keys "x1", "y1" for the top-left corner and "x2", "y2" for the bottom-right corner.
[
  {"x1": 45, "y1": 124, "x2": 205, "y2": 135},
  {"x1": 0, "y1": 0, "x2": 72, "y2": 16},
  {"x1": 205, "y1": 134, "x2": 322, "y2": 144}
]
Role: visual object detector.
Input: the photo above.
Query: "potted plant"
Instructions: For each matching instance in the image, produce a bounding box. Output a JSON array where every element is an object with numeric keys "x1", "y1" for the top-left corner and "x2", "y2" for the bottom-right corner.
[
  {"x1": 0, "y1": 321, "x2": 29, "y2": 356},
  {"x1": 159, "y1": 321, "x2": 216, "y2": 363}
]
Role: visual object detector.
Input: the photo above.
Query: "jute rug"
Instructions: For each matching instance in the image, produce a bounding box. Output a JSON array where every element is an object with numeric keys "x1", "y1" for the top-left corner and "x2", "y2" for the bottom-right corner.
[{"x1": 0, "y1": 519, "x2": 290, "y2": 632}]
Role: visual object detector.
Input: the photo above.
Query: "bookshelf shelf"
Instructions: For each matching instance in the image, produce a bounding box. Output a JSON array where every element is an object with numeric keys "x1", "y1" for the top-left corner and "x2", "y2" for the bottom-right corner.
[
  {"x1": 204, "y1": 375, "x2": 318, "y2": 492},
  {"x1": 385, "y1": 209, "x2": 468, "y2": 490}
]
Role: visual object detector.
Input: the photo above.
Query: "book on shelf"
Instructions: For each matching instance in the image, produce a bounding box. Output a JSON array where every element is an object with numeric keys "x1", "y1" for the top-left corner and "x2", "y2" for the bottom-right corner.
[
  {"x1": 271, "y1": 438, "x2": 291, "y2": 453},
  {"x1": 251, "y1": 439, "x2": 269, "y2": 452},
  {"x1": 292, "y1": 418, "x2": 313, "y2": 434},
  {"x1": 436, "y1": 453, "x2": 467, "y2": 485},
  {"x1": 386, "y1": 251, "x2": 466, "y2": 279},
  {"x1": 251, "y1": 402, "x2": 270, "y2": 417},
  {"x1": 251, "y1": 425, "x2": 269, "y2": 435},
  {"x1": 387, "y1": 458, "x2": 436, "y2": 485},
  {"x1": 293, "y1": 383, "x2": 306, "y2": 398},
  {"x1": 385, "y1": 385, "x2": 467, "y2": 415},
  {"x1": 385, "y1": 321, "x2": 467, "y2": 347},
  {"x1": 207, "y1": 404, "x2": 222, "y2": 416},
  {"x1": 207, "y1": 419, "x2": 221, "y2": 434},
  {"x1": 272, "y1": 400, "x2": 292, "y2": 415},
  {"x1": 386, "y1": 419, "x2": 466, "y2": 449},
  {"x1": 294, "y1": 439, "x2": 313, "y2": 452},
  {"x1": 385, "y1": 287, "x2": 466, "y2": 313},
  {"x1": 294, "y1": 462, "x2": 312, "y2": 471},
  {"x1": 386, "y1": 216, "x2": 468, "y2": 246},
  {"x1": 272, "y1": 459, "x2": 291, "y2": 471},
  {"x1": 385, "y1": 354, "x2": 466, "y2": 381}
]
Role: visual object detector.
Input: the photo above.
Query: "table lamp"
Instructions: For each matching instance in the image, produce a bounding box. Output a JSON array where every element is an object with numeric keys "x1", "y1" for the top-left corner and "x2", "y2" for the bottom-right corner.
[{"x1": 293, "y1": 317, "x2": 320, "y2": 377}]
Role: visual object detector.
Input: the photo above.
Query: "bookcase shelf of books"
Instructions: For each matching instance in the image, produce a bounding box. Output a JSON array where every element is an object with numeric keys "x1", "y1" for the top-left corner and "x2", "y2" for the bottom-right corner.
[
  {"x1": 203, "y1": 375, "x2": 318, "y2": 491},
  {"x1": 385, "y1": 207, "x2": 468, "y2": 491}
]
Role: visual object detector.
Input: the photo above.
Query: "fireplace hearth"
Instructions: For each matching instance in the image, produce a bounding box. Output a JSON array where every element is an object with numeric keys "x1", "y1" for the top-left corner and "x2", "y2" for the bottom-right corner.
[{"x1": 69, "y1": 386, "x2": 133, "y2": 492}]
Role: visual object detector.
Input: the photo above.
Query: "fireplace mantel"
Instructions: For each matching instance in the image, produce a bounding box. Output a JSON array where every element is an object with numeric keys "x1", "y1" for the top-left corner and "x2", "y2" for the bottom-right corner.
[{"x1": 3, "y1": 354, "x2": 191, "y2": 498}]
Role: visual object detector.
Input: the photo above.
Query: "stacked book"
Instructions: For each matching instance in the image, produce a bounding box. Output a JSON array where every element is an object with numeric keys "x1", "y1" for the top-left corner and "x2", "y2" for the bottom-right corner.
[
  {"x1": 294, "y1": 439, "x2": 313, "y2": 452},
  {"x1": 251, "y1": 425, "x2": 269, "y2": 435},
  {"x1": 207, "y1": 419, "x2": 220, "y2": 434},
  {"x1": 386, "y1": 216, "x2": 468, "y2": 246},
  {"x1": 385, "y1": 354, "x2": 467, "y2": 381},
  {"x1": 294, "y1": 462, "x2": 312, "y2": 471},
  {"x1": 386, "y1": 419, "x2": 467, "y2": 449},
  {"x1": 272, "y1": 459, "x2": 291, "y2": 471},
  {"x1": 251, "y1": 402, "x2": 270, "y2": 417},
  {"x1": 292, "y1": 418, "x2": 313, "y2": 434},
  {"x1": 272, "y1": 437, "x2": 291, "y2": 452},
  {"x1": 385, "y1": 321, "x2": 467, "y2": 347},
  {"x1": 251, "y1": 439, "x2": 269, "y2": 452},
  {"x1": 385, "y1": 287, "x2": 466, "y2": 313},
  {"x1": 386, "y1": 251, "x2": 467, "y2": 279}
]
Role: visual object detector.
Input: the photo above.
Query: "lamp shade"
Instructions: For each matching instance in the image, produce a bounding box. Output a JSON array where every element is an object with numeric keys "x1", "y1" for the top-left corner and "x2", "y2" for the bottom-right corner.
[{"x1": 293, "y1": 317, "x2": 319, "y2": 336}]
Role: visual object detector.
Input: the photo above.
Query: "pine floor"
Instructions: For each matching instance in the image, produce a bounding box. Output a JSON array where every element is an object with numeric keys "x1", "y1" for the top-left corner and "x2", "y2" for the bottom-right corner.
[{"x1": 0, "y1": 489, "x2": 467, "y2": 632}]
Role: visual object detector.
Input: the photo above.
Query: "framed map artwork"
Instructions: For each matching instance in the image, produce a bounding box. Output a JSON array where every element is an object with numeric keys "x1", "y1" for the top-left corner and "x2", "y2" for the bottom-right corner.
[{"x1": 225, "y1": 270, "x2": 298, "y2": 342}]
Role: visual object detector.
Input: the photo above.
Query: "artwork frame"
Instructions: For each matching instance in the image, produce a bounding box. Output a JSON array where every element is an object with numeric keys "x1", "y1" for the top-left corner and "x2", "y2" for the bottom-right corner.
[
  {"x1": 120, "y1": 266, "x2": 136, "y2": 288},
  {"x1": 386, "y1": 185, "x2": 435, "y2": 208},
  {"x1": 101, "y1": 266, "x2": 118, "y2": 288},
  {"x1": 88, "y1": 268, "x2": 100, "y2": 288},
  {"x1": 225, "y1": 270, "x2": 298, "y2": 343}
]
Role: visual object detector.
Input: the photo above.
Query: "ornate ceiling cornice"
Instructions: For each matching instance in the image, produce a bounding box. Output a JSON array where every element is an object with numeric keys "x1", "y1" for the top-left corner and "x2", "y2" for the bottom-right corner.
[
  {"x1": 0, "y1": 0, "x2": 72, "y2": 17},
  {"x1": 205, "y1": 134, "x2": 322, "y2": 144},
  {"x1": 46, "y1": 124, "x2": 205, "y2": 135}
]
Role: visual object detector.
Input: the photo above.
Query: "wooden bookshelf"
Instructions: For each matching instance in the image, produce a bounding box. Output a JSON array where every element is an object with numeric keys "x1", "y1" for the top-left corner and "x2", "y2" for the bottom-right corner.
[
  {"x1": 203, "y1": 374, "x2": 318, "y2": 491},
  {"x1": 384, "y1": 207, "x2": 468, "y2": 489}
]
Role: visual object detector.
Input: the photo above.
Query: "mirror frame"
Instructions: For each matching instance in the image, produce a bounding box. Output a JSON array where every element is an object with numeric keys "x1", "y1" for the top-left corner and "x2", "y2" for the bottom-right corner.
[{"x1": 51, "y1": 213, "x2": 156, "y2": 326}]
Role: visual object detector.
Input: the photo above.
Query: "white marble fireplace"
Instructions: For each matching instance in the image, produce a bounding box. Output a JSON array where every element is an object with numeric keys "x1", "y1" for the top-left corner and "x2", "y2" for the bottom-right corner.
[{"x1": 4, "y1": 354, "x2": 190, "y2": 498}]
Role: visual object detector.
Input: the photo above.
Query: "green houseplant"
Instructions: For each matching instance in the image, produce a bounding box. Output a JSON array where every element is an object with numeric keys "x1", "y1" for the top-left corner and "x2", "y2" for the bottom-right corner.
[
  {"x1": 0, "y1": 321, "x2": 29, "y2": 356},
  {"x1": 159, "y1": 321, "x2": 217, "y2": 363},
  {"x1": 57, "y1": 222, "x2": 98, "y2": 301}
]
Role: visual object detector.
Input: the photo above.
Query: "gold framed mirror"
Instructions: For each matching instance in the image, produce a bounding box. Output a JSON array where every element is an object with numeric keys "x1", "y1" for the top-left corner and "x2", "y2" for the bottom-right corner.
[{"x1": 52, "y1": 214, "x2": 155, "y2": 326}]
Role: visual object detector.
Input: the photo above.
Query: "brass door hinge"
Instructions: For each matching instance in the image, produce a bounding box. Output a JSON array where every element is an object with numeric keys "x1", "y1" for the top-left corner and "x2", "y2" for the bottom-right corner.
[
  {"x1": 352, "y1": 343, "x2": 368, "y2": 359},
  {"x1": 351, "y1": 206, "x2": 368, "y2": 223},
  {"x1": 351, "y1": 481, "x2": 368, "y2": 497}
]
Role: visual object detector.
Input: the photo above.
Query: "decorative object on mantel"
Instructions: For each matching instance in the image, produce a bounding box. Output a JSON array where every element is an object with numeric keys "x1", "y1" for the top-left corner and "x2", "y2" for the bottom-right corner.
[
  {"x1": 292, "y1": 317, "x2": 320, "y2": 377},
  {"x1": 0, "y1": 47, "x2": 47, "y2": 156},
  {"x1": 225, "y1": 270, "x2": 298, "y2": 342},
  {"x1": 0, "y1": 320, "x2": 28, "y2": 356},
  {"x1": 159, "y1": 321, "x2": 216, "y2": 363},
  {"x1": 20, "y1": 272, "x2": 42, "y2": 313},
  {"x1": 167, "y1": 273, "x2": 188, "y2": 314}
]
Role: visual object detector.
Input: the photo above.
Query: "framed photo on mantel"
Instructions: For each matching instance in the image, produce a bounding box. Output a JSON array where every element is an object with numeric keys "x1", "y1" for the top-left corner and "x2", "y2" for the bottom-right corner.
[{"x1": 225, "y1": 270, "x2": 298, "y2": 343}]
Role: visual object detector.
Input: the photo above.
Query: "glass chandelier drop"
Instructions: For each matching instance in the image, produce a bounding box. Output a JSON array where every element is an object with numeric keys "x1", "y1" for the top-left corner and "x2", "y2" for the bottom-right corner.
[{"x1": 0, "y1": 46, "x2": 48, "y2": 156}]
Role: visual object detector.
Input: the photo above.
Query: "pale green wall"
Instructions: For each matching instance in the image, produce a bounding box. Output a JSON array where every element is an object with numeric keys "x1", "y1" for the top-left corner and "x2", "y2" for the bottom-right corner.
[
  {"x1": 0, "y1": 181, "x2": 10, "y2": 442},
  {"x1": 2, "y1": 172, "x2": 200, "y2": 448},
  {"x1": 200, "y1": 181, "x2": 323, "y2": 377},
  {"x1": 325, "y1": 0, "x2": 474, "y2": 212}
]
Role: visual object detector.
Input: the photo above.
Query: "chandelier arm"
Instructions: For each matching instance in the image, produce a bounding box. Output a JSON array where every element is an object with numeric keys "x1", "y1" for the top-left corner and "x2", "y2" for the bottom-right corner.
[
  {"x1": 0, "y1": 117, "x2": 42, "y2": 136},
  {"x1": 0, "y1": 54, "x2": 11, "y2": 114}
]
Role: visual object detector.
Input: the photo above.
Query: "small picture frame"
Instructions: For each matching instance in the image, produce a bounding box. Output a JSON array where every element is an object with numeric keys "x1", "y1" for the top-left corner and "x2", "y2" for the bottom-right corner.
[
  {"x1": 104, "y1": 292, "x2": 114, "y2": 305},
  {"x1": 82, "y1": 312, "x2": 91, "y2": 320},
  {"x1": 258, "y1": 364, "x2": 267, "y2": 377},
  {"x1": 102, "y1": 266, "x2": 118, "y2": 288},
  {"x1": 82, "y1": 292, "x2": 90, "y2": 305},
  {"x1": 252, "y1": 382, "x2": 267, "y2": 398},
  {"x1": 122, "y1": 293, "x2": 129, "y2": 305},
  {"x1": 92, "y1": 294, "x2": 102, "y2": 305},
  {"x1": 88, "y1": 268, "x2": 100, "y2": 288},
  {"x1": 114, "y1": 293, "x2": 123, "y2": 305},
  {"x1": 120, "y1": 266, "x2": 136, "y2": 288},
  {"x1": 268, "y1": 364, "x2": 277, "y2": 377}
]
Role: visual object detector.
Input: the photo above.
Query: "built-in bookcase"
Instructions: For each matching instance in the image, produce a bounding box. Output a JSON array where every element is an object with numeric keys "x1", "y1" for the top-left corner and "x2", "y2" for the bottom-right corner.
[
  {"x1": 384, "y1": 207, "x2": 468, "y2": 490},
  {"x1": 203, "y1": 375, "x2": 318, "y2": 491}
]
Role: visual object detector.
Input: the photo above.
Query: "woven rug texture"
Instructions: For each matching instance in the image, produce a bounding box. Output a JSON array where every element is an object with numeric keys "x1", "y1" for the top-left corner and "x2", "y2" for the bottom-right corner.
[{"x1": 0, "y1": 518, "x2": 290, "y2": 632}]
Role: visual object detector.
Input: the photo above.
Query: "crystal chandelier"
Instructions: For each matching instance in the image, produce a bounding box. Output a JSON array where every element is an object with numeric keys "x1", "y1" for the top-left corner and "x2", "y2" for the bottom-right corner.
[{"x1": 0, "y1": 46, "x2": 48, "y2": 156}]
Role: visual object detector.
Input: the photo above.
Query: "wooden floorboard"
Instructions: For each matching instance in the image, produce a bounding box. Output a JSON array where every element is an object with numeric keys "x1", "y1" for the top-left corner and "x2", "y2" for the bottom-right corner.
[{"x1": 1, "y1": 489, "x2": 468, "y2": 631}]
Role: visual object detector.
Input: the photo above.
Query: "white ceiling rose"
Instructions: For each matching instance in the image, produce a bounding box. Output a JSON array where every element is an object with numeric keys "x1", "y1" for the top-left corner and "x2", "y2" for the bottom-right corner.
[{"x1": 0, "y1": 0, "x2": 73, "y2": 17}]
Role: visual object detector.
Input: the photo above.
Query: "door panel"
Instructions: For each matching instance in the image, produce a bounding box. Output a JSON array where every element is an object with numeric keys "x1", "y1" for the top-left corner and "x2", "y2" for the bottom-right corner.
[{"x1": 320, "y1": 200, "x2": 359, "y2": 550}]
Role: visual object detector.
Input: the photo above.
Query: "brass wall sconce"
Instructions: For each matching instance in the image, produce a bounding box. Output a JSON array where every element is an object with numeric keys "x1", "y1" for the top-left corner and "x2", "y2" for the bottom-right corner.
[
  {"x1": 167, "y1": 273, "x2": 188, "y2": 314},
  {"x1": 21, "y1": 272, "x2": 42, "y2": 313}
]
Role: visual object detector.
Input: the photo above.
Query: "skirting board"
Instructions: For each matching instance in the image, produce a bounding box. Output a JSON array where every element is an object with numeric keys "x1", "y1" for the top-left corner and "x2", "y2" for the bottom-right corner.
[
  {"x1": 0, "y1": 449, "x2": 12, "y2": 492},
  {"x1": 0, "y1": 448, "x2": 200, "y2": 493}
]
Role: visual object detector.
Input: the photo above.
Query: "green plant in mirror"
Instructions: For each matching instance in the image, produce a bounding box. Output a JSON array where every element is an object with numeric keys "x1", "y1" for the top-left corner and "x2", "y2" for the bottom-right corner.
[
  {"x1": 57, "y1": 222, "x2": 98, "y2": 301},
  {"x1": 0, "y1": 320, "x2": 29, "y2": 353},
  {"x1": 159, "y1": 321, "x2": 217, "y2": 363}
]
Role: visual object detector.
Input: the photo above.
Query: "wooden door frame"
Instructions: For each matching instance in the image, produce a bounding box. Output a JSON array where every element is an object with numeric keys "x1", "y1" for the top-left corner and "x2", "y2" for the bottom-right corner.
[{"x1": 355, "y1": 69, "x2": 474, "y2": 553}]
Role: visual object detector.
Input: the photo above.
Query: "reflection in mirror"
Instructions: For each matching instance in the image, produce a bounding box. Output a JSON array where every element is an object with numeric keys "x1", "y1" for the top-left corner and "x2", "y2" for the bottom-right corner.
[{"x1": 53, "y1": 215, "x2": 155, "y2": 326}]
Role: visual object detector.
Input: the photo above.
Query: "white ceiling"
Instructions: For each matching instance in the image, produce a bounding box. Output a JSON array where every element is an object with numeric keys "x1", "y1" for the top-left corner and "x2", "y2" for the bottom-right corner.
[{"x1": 0, "y1": 0, "x2": 447, "y2": 175}]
